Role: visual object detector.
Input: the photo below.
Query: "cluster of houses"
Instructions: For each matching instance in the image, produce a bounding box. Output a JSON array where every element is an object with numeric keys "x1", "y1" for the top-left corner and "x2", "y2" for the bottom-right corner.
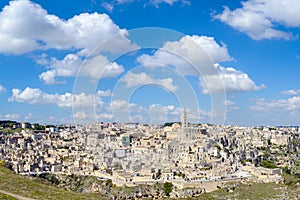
[{"x1": 0, "y1": 114, "x2": 298, "y2": 192}]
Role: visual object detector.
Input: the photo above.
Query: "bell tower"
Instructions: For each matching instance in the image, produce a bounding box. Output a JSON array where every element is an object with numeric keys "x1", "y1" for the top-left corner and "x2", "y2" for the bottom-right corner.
[{"x1": 181, "y1": 109, "x2": 188, "y2": 128}]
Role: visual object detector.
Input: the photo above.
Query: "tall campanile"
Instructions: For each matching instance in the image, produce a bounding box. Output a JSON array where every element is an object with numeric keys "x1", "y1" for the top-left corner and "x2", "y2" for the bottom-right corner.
[{"x1": 181, "y1": 109, "x2": 188, "y2": 128}]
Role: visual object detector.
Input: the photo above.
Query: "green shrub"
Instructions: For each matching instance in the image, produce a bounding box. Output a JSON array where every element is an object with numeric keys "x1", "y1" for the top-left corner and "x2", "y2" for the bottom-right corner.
[
  {"x1": 163, "y1": 182, "x2": 173, "y2": 196},
  {"x1": 261, "y1": 160, "x2": 277, "y2": 169}
]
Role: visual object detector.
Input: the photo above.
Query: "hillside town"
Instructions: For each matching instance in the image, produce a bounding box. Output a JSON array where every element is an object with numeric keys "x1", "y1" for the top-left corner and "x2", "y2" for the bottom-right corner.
[{"x1": 0, "y1": 111, "x2": 299, "y2": 198}]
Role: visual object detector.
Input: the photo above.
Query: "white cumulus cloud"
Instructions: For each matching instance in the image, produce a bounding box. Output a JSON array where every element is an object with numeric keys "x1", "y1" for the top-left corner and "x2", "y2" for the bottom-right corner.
[
  {"x1": 122, "y1": 72, "x2": 178, "y2": 92},
  {"x1": 73, "y1": 111, "x2": 89, "y2": 120},
  {"x1": 111, "y1": 99, "x2": 136, "y2": 111},
  {"x1": 0, "y1": 84, "x2": 5, "y2": 93},
  {"x1": 251, "y1": 96, "x2": 300, "y2": 111},
  {"x1": 0, "y1": 0, "x2": 137, "y2": 54},
  {"x1": 97, "y1": 90, "x2": 112, "y2": 97},
  {"x1": 150, "y1": 0, "x2": 190, "y2": 6},
  {"x1": 102, "y1": 0, "x2": 189, "y2": 11},
  {"x1": 9, "y1": 87, "x2": 108, "y2": 108},
  {"x1": 224, "y1": 99, "x2": 239, "y2": 111},
  {"x1": 137, "y1": 35, "x2": 263, "y2": 93},
  {"x1": 137, "y1": 35, "x2": 232, "y2": 76},
  {"x1": 4, "y1": 113, "x2": 19, "y2": 120},
  {"x1": 281, "y1": 89, "x2": 300, "y2": 96},
  {"x1": 201, "y1": 64, "x2": 265, "y2": 94},
  {"x1": 215, "y1": 0, "x2": 299, "y2": 40},
  {"x1": 38, "y1": 54, "x2": 124, "y2": 84}
]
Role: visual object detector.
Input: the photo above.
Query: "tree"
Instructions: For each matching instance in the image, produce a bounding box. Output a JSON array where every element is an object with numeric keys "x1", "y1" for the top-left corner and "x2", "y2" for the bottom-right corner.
[
  {"x1": 261, "y1": 160, "x2": 277, "y2": 169},
  {"x1": 163, "y1": 182, "x2": 173, "y2": 196}
]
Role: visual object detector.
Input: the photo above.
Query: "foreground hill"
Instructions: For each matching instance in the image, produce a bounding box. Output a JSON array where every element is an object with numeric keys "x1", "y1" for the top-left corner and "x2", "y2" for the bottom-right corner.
[
  {"x1": 0, "y1": 166, "x2": 102, "y2": 200},
  {"x1": 0, "y1": 164, "x2": 299, "y2": 200}
]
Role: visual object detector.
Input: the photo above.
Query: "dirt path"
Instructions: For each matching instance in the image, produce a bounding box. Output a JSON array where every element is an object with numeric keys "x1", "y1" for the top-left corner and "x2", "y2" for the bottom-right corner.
[{"x1": 0, "y1": 190, "x2": 35, "y2": 200}]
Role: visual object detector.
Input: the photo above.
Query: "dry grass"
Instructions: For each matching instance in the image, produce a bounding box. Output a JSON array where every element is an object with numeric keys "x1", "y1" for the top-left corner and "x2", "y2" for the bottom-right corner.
[{"x1": 0, "y1": 166, "x2": 104, "y2": 200}]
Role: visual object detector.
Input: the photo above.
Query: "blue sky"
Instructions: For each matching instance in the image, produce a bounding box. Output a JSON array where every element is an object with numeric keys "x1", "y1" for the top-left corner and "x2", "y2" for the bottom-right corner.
[{"x1": 0, "y1": 0, "x2": 300, "y2": 126}]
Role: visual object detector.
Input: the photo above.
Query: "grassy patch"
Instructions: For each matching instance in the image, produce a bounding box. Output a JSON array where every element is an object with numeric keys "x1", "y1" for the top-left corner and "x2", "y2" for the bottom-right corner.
[
  {"x1": 191, "y1": 182, "x2": 299, "y2": 200},
  {"x1": 0, "y1": 193, "x2": 17, "y2": 200},
  {"x1": 0, "y1": 166, "x2": 103, "y2": 200},
  {"x1": 282, "y1": 172, "x2": 300, "y2": 185}
]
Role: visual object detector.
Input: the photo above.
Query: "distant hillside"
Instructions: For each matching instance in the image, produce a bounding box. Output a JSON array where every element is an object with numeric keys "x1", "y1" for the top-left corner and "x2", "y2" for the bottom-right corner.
[{"x1": 0, "y1": 120, "x2": 18, "y2": 128}]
